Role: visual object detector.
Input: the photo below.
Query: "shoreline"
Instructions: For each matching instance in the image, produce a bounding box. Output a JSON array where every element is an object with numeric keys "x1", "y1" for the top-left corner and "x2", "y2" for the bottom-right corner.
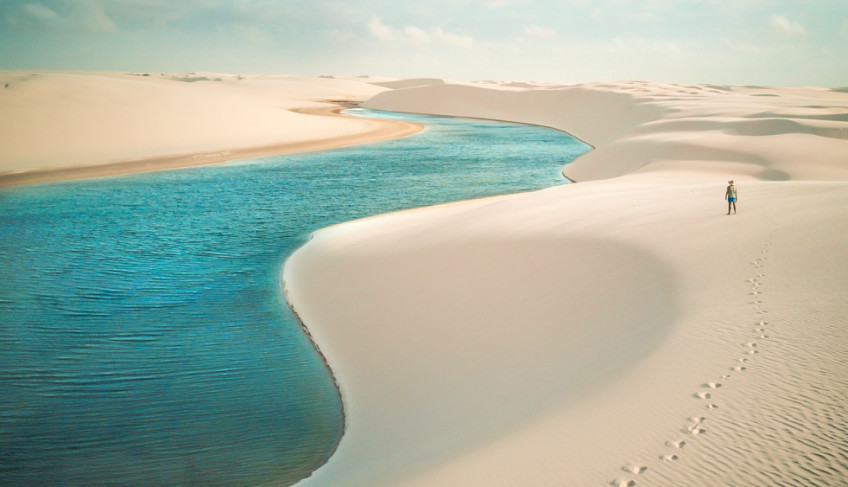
[
  {"x1": 0, "y1": 105, "x2": 423, "y2": 188},
  {"x1": 282, "y1": 275, "x2": 348, "y2": 482},
  {"x1": 4, "y1": 73, "x2": 846, "y2": 486},
  {"x1": 352, "y1": 106, "x2": 592, "y2": 183}
]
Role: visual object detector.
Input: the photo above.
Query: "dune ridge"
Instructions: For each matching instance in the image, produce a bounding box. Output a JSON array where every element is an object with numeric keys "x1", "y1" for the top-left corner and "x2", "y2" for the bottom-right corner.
[{"x1": 286, "y1": 80, "x2": 848, "y2": 486}]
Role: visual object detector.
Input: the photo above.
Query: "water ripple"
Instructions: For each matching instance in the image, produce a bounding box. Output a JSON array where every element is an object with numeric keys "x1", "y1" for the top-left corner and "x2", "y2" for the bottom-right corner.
[{"x1": 0, "y1": 110, "x2": 589, "y2": 486}]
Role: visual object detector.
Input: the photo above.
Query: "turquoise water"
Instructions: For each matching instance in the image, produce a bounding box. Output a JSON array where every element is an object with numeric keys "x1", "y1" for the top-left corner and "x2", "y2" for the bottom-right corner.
[{"x1": 0, "y1": 110, "x2": 590, "y2": 486}]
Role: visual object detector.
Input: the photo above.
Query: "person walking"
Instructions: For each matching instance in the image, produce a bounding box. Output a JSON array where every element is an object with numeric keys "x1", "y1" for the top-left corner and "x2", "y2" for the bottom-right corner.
[{"x1": 725, "y1": 180, "x2": 737, "y2": 215}]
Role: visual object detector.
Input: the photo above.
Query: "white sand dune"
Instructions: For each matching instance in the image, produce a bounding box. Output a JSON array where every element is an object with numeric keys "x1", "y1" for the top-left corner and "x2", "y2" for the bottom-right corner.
[
  {"x1": 0, "y1": 71, "x2": 420, "y2": 186},
  {"x1": 285, "y1": 81, "x2": 848, "y2": 486},
  {"x1": 364, "y1": 80, "x2": 848, "y2": 182},
  {"x1": 3, "y1": 71, "x2": 846, "y2": 486},
  {"x1": 370, "y1": 78, "x2": 447, "y2": 90}
]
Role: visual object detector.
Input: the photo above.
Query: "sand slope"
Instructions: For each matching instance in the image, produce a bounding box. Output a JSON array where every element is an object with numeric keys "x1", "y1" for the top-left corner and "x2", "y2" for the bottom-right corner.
[
  {"x1": 364, "y1": 81, "x2": 848, "y2": 182},
  {"x1": 0, "y1": 72, "x2": 421, "y2": 186},
  {"x1": 286, "y1": 81, "x2": 848, "y2": 486}
]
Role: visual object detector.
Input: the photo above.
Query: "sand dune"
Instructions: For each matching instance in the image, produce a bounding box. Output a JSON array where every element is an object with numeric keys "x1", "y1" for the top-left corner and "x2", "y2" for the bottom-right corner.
[
  {"x1": 363, "y1": 80, "x2": 848, "y2": 182},
  {"x1": 3, "y1": 71, "x2": 846, "y2": 485},
  {"x1": 0, "y1": 71, "x2": 421, "y2": 186},
  {"x1": 286, "y1": 80, "x2": 848, "y2": 486}
]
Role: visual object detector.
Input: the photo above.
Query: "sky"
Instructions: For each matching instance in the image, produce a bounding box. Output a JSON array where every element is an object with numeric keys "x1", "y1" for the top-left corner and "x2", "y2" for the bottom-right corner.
[{"x1": 1, "y1": 0, "x2": 846, "y2": 86}]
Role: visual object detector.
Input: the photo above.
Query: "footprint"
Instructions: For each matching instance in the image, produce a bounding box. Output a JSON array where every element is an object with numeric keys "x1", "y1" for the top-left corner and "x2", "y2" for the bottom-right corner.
[
  {"x1": 694, "y1": 391, "x2": 712, "y2": 400},
  {"x1": 687, "y1": 418, "x2": 704, "y2": 429},
  {"x1": 706, "y1": 403, "x2": 719, "y2": 410},
  {"x1": 737, "y1": 357, "x2": 748, "y2": 363},
  {"x1": 686, "y1": 417, "x2": 707, "y2": 435},
  {"x1": 661, "y1": 453, "x2": 679, "y2": 462},
  {"x1": 703, "y1": 382, "x2": 722, "y2": 389},
  {"x1": 732, "y1": 366, "x2": 747, "y2": 372},
  {"x1": 747, "y1": 349, "x2": 759, "y2": 355},
  {"x1": 610, "y1": 479, "x2": 636, "y2": 487},
  {"x1": 721, "y1": 374, "x2": 732, "y2": 380},
  {"x1": 746, "y1": 342, "x2": 758, "y2": 348},
  {"x1": 622, "y1": 464, "x2": 647, "y2": 474},
  {"x1": 665, "y1": 439, "x2": 686, "y2": 449},
  {"x1": 759, "y1": 335, "x2": 768, "y2": 339},
  {"x1": 757, "y1": 321, "x2": 768, "y2": 326}
]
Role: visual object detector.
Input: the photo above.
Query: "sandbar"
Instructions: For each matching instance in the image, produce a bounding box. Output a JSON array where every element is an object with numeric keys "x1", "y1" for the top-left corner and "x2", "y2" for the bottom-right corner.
[{"x1": 0, "y1": 71, "x2": 421, "y2": 187}]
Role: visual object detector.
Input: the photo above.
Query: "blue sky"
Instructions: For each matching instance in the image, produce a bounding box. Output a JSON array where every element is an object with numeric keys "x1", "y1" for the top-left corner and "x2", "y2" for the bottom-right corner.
[{"x1": 1, "y1": 0, "x2": 846, "y2": 86}]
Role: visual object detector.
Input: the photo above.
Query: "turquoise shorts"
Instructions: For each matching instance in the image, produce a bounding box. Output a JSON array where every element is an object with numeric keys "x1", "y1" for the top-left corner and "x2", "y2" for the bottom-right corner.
[{"x1": 728, "y1": 197, "x2": 737, "y2": 202}]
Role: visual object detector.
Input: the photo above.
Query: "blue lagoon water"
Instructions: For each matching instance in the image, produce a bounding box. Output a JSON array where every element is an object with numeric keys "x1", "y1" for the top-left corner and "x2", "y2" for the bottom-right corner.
[{"x1": 0, "y1": 110, "x2": 590, "y2": 486}]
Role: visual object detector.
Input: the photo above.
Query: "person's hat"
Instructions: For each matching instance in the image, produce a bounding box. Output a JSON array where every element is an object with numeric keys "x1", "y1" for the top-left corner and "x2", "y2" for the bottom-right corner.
[{"x1": 729, "y1": 180, "x2": 734, "y2": 183}]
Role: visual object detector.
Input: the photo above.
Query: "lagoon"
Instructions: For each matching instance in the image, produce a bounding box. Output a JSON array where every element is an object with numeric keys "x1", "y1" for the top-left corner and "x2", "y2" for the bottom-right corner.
[{"x1": 0, "y1": 110, "x2": 589, "y2": 486}]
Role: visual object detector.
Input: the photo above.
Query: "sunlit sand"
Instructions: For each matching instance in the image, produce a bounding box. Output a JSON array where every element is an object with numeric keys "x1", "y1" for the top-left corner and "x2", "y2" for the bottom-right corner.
[{"x1": 2, "y1": 72, "x2": 846, "y2": 486}]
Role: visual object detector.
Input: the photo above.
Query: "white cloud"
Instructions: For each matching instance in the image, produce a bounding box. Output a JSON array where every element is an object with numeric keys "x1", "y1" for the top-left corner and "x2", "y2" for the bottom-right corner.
[
  {"x1": 367, "y1": 17, "x2": 475, "y2": 47},
  {"x1": 75, "y1": 1, "x2": 117, "y2": 33},
  {"x1": 523, "y1": 24, "x2": 558, "y2": 40},
  {"x1": 100, "y1": 0, "x2": 202, "y2": 29},
  {"x1": 769, "y1": 14, "x2": 805, "y2": 37},
  {"x1": 434, "y1": 27, "x2": 475, "y2": 47},
  {"x1": 12, "y1": 2, "x2": 116, "y2": 33},
  {"x1": 21, "y1": 3, "x2": 60, "y2": 23},
  {"x1": 367, "y1": 16, "x2": 396, "y2": 41},
  {"x1": 403, "y1": 25, "x2": 432, "y2": 44}
]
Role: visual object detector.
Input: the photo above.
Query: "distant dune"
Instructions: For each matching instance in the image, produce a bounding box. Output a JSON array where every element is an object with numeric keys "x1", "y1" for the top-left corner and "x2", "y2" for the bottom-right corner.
[{"x1": 0, "y1": 71, "x2": 419, "y2": 186}]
